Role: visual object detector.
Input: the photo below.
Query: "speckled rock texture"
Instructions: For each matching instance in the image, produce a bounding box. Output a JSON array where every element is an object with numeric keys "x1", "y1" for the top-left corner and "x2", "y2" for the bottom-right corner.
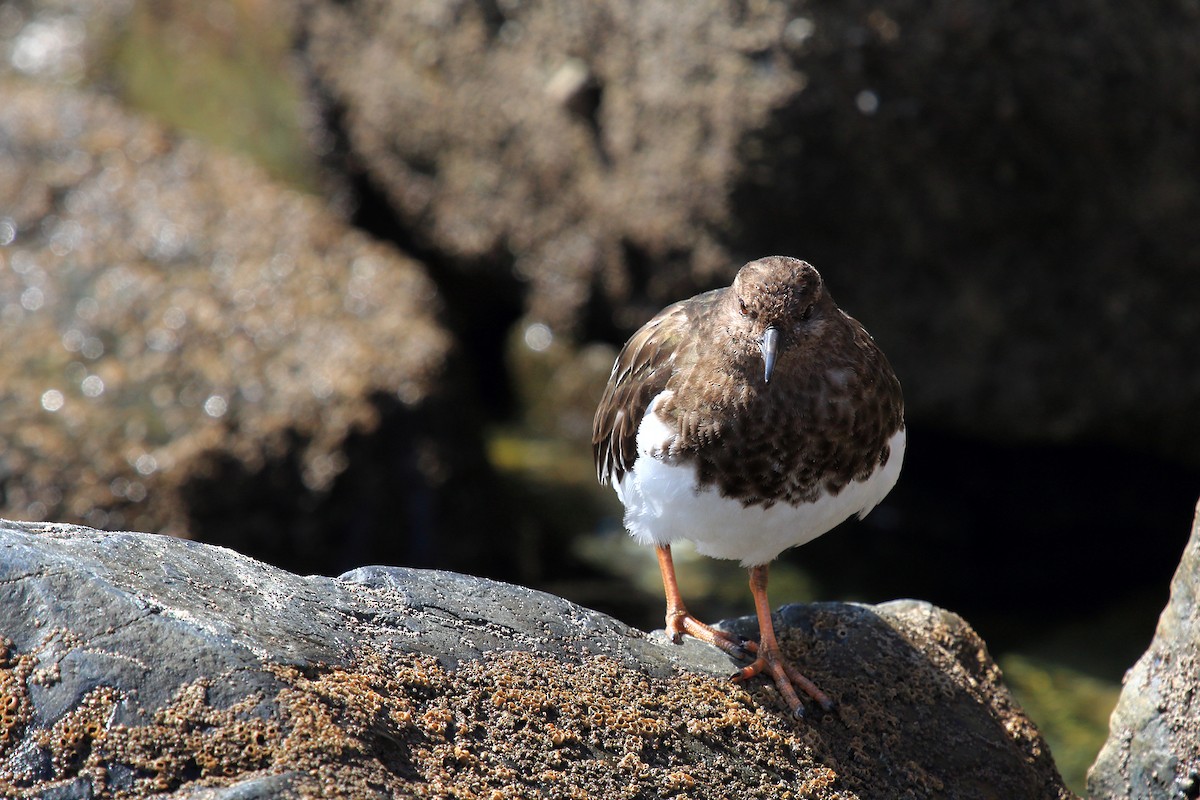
[
  {"x1": 0, "y1": 1, "x2": 125, "y2": 85},
  {"x1": 0, "y1": 519, "x2": 1072, "y2": 799},
  {"x1": 0, "y1": 80, "x2": 504, "y2": 576},
  {"x1": 1088, "y1": 501, "x2": 1200, "y2": 799},
  {"x1": 297, "y1": 0, "x2": 1200, "y2": 464}
]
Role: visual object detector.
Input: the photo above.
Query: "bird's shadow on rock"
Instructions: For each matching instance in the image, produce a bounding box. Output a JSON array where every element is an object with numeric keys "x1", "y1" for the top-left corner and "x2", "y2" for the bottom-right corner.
[{"x1": 713, "y1": 600, "x2": 1066, "y2": 800}]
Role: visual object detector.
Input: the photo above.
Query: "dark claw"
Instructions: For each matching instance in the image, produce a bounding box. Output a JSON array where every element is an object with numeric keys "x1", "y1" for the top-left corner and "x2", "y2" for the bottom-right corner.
[
  {"x1": 791, "y1": 704, "x2": 807, "y2": 720},
  {"x1": 818, "y1": 697, "x2": 837, "y2": 713}
]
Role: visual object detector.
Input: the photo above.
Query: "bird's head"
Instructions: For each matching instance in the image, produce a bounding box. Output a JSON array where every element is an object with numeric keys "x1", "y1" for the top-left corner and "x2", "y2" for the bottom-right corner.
[{"x1": 727, "y1": 256, "x2": 830, "y2": 384}]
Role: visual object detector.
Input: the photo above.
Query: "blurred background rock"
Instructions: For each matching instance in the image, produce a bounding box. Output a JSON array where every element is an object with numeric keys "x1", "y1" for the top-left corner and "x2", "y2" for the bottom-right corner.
[{"x1": 2, "y1": 0, "x2": 1199, "y2": 791}]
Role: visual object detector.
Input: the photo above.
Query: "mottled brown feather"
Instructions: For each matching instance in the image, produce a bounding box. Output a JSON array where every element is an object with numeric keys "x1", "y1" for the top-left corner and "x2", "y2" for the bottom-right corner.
[
  {"x1": 593, "y1": 257, "x2": 903, "y2": 508},
  {"x1": 592, "y1": 290, "x2": 720, "y2": 484}
]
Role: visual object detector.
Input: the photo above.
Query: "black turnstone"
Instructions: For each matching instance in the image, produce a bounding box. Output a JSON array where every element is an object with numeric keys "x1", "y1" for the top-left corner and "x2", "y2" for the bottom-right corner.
[{"x1": 593, "y1": 255, "x2": 905, "y2": 717}]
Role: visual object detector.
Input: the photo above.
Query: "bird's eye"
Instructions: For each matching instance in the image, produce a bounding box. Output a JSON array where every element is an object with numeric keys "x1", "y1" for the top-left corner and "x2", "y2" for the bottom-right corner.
[{"x1": 738, "y1": 298, "x2": 748, "y2": 316}]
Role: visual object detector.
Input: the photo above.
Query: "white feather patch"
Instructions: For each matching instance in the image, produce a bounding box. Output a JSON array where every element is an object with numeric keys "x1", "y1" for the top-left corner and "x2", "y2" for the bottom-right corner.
[{"x1": 614, "y1": 392, "x2": 905, "y2": 567}]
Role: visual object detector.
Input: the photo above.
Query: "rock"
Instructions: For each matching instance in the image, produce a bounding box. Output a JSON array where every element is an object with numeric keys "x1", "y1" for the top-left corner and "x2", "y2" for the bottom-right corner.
[
  {"x1": 0, "y1": 1, "x2": 124, "y2": 85},
  {"x1": 2, "y1": 1, "x2": 323, "y2": 195},
  {"x1": 296, "y1": 0, "x2": 799, "y2": 333},
  {"x1": 296, "y1": 0, "x2": 1200, "y2": 464},
  {"x1": 1088, "y1": 500, "x2": 1200, "y2": 799},
  {"x1": 0, "y1": 519, "x2": 1072, "y2": 799},
  {"x1": 0, "y1": 81, "x2": 504, "y2": 576}
]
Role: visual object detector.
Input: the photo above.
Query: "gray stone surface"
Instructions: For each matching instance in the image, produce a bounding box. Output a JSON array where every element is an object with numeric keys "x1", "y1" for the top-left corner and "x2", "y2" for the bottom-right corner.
[
  {"x1": 1088, "y1": 501, "x2": 1200, "y2": 799},
  {"x1": 0, "y1": 518, "x2": 1072, "y2": 799}
]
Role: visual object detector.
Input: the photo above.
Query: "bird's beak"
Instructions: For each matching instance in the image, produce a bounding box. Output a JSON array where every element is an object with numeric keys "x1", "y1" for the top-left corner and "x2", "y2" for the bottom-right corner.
[{"x1": 759, "y1": 327, "x2": 779, "y2": 384}]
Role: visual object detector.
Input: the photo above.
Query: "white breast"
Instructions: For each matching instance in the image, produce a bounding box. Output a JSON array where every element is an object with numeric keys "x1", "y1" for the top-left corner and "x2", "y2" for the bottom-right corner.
[{"x1": 613, "y1": 392, "x2": 905, "y2": 567}]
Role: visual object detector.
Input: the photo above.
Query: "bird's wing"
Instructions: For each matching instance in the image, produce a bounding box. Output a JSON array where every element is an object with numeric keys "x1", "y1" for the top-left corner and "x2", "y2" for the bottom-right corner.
[{"x1": 592, "y1": 292, "x2": 716, "y2": 485}]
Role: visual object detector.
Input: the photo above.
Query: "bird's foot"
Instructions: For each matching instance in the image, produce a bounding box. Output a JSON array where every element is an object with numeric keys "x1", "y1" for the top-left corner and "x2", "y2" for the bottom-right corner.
[
  {"x1": 732, "y1": 644, "x2": 834, "y2": 719},
  {"x1": 665, "y1": 609, "x2": 756, "y2": 661}
]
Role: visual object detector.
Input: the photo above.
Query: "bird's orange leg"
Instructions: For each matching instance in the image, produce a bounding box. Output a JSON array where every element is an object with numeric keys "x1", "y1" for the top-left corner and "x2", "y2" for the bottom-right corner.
[
  {"x1": 733, "y1": 564, "x2": 834, "y2": 718},
  {"x1": 656, "y1": 544, "x2": 754, "y2": 660}
]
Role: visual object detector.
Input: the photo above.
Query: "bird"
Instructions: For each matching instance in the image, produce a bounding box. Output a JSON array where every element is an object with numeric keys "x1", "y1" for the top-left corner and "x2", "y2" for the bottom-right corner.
[{"x1": 592, "y1": 255, "x2": 905, "y2": 717}]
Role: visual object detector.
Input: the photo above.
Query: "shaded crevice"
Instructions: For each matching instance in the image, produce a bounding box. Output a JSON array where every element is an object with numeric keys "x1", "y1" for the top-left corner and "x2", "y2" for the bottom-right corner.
[
  {"x1": 319, "y1": 95, "x2": 527, "y2": 419},
  {"x1": 791, "y1": 424, "x2": 1200, "y2": 667},
  {"x1": 181, "y1": 392, "x2": 514, "y2": 580},
  {"x1": 563, "y1": 72, "x2": 609, "y2": 166},
  {"x1": 476, "y1": 0, "x2": 509, "y2": 40},
  {"x1": 617, "y1": 238, "x2": 654, "y2": 303}
]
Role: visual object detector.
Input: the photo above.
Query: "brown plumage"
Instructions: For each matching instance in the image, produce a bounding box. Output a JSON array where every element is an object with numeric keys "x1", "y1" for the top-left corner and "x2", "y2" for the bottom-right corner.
[{"x1": 592, "y1": 256, "x2": 905, "y2": 718}]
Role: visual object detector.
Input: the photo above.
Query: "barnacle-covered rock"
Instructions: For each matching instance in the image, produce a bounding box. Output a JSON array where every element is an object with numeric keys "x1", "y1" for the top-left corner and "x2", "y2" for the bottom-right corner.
[{"x1": 0, "y1": 519, "x2": 1071, "y2": 799}]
